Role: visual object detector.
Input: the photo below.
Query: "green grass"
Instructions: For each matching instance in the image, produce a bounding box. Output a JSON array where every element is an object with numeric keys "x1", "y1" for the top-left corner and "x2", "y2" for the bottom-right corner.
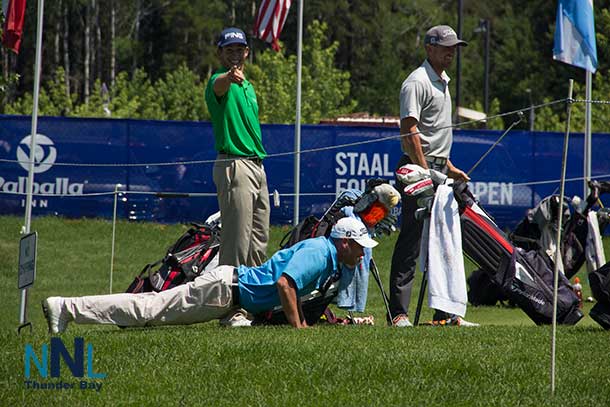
[{"x1": 1, "y1": 215, "x2": 609, "y2": 406}]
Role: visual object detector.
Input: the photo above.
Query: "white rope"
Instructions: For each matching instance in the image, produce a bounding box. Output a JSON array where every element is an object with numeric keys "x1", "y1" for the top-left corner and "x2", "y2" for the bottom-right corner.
[
  {"x1": 0, "y1": 98, "x2": 574, "y2": 169},
  {"x1": 0, "y1": 189, "x2": 338, "y2": 198},
  {"x1": 511, "y1": 173, "x2": 610, "y2": 187},
  {"x1": 1, "y1": 172, "x2": 608, "y2": 199},
  {"x1": 573, "y1": 98, "x2": 610, "y2": 105}
]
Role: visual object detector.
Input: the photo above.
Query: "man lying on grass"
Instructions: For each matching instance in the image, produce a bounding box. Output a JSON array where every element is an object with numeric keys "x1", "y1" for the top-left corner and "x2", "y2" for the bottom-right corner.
[{"x1": 42, "y1": 217, "x2": 378, "y2": 333}]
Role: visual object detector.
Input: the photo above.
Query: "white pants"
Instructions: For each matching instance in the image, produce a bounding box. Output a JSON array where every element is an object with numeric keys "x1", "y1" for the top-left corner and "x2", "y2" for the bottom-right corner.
[{"x1": 63, "y1": 266, "x2": 236, "y2": 327}]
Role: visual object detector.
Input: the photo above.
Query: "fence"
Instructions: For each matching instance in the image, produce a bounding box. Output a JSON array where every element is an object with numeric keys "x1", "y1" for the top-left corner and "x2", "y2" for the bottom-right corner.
[{"x1": 1, "y1": 114, "x2": 609, "y2": 230}]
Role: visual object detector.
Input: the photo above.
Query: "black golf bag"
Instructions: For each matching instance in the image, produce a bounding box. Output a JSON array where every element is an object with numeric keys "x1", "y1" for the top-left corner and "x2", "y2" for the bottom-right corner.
[
  {"x1": 511, "y1": 180, "x2": 610, "y2": 279},
  {"x1": 454, "y1": 181, "x2": 583, "y2": 325},
  {"x1": 125, "y1": 218, "x2": 221, "y2": 294},
  {"x1": 588, "y1": 262, "x2": 610, "y2": 329},
  {"x1": 467, "y1": 268, "x2": 509, "y2": 306}
]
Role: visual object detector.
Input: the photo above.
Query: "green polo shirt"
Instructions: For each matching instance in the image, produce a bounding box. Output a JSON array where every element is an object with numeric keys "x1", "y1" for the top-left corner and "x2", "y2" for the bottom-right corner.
[{"x1": 205, "y1": 67, "x2": 267, "y2": 159}]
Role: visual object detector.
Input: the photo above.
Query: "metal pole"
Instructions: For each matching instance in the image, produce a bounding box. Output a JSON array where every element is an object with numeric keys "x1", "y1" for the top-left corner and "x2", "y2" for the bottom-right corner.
[
  {"x1": 20, "y1": 0, "x2": 45, "y2": 327},
  {"x1": 109, "y1": 184, "x2": 122, "y2": 294},
  {"x1": 526, "y1": 89, "x2": 535, "y2": 132},
  {"x1": 18, "y1": 288, "x2": 28, "y2": 327},
  {"x1": 455, "y1": 0, "x2": 463, "y2": 121},
  {"x1": 293, "y1": 0, "x2": 303, "y2": 226},
  {"x1": 551, "y1": 79, "x2": 573, "y2": 395},
  {"x1": 584, "y1": 71, "x2": 592, "y2": 198},
  {"x1": 24, "y1": 0, "x2": 45, "y2": 236},
  {"x1": 483, "y1": 20, "x2": 490, "y2": 121}
]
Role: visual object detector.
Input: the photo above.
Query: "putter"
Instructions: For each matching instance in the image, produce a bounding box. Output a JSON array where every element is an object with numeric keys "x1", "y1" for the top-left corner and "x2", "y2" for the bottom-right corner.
[{"x1": 369, "y1": 258, "x2": 393, "y2": 326}]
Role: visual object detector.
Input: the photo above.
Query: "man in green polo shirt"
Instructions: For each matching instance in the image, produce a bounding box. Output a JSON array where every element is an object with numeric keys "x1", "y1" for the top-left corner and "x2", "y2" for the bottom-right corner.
[{"x1": 205, "y1": 27, "x2": 270, "y2": 267}]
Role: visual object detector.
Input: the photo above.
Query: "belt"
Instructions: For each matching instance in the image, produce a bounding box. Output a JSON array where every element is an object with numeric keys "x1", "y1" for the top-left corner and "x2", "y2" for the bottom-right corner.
[
  {"x1": 218, "y1": 152, "x2": 263, "y2": 165},
  {"x1": 426, "y1": 156, "x2": 447, "y2": 166},
  {"x1": 231, "y1": 268, "x2": 240, "y2": 306}
]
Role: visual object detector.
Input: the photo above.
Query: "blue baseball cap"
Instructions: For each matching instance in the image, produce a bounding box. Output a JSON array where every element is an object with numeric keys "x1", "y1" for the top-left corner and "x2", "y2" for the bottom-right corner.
[{"x1": 217, "y1": 27, "x2": 248, "y2": 48}]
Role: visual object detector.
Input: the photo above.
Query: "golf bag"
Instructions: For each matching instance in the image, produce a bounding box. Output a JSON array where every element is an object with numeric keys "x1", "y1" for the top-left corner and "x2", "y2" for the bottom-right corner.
[
  {"x1": 254, "y1": 198, "x2": 348, "y2": 325},
  {"x1": 511, "y1": 180, "x2": 610, "y2": 279},
  {"x1": 588, "y1": 262, "x2": 610, "y2": 329},
  {"x1": 125, "y1": 216, "x2": 221, "y2": 294},
  {"x1": 467, "y1": 268, "x2": 509, "y2": 306},
  {"x1": 279, "y1": 204, "x2": 345, "y2": 250},
  {"x1": 252, "y1": 278, "x2": 341, "y2": 326},
  {"x1": 257, "y1": 182, "x2": 398, "y2": 326},
  {"x1": 454, "y1": 181, "x2": 583, "y2": 325}
]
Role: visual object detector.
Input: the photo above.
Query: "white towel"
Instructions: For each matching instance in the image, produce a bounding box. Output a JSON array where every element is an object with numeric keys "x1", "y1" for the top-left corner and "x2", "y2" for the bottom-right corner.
[
  {"x1": 420, "y1": 184, "x2": 468, "y2": 317},
  {"x1": 586, "y1": 211, "x2": 607, "y2": 273}
]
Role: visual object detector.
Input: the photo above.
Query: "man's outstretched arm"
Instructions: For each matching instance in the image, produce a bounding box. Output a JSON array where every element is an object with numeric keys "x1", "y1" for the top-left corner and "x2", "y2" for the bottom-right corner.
[{"x1": 276, "y1": 274, "x2": 307, "y2": 328}]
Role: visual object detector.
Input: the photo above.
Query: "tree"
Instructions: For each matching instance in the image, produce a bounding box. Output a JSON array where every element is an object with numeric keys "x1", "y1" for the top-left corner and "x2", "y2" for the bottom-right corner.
[
  {"x1": 155, "y1": 64, "x2": 209, "y2": 121},
  {"x1": 248, "y1": 20, "x2": 356, "y2": 124}
]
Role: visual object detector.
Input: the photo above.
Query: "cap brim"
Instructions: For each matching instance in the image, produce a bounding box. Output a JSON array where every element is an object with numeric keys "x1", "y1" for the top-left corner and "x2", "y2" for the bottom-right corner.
[
  {"x1": 218, "y1": 39, "x2": 248, "y2": 47},
  {"x1": 355, "y1": 235, "x2": 379, "y2": 248},
  {"x1": 438, "y1": 39, "x2": 468, "y2": 47}
]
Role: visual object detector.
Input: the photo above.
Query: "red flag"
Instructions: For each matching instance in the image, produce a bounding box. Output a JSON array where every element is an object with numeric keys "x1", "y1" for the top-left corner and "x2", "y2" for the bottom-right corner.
[
  {"x1": 253, "y1": 0, "x2": 292, "y2": 52},
  {"x1": 2, "y1": 0, "x2": 27, "y2": 54}
]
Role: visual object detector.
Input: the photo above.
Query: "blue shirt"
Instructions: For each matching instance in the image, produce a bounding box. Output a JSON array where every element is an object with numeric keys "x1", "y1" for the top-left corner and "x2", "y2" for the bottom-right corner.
[{"x1": 237, "y1": 237, "x2": 339, "y2": 313}]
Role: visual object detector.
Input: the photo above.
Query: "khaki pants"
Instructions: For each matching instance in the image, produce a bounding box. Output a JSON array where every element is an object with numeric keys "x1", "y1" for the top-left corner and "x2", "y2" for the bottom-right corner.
[
  {"x1": 213, "y1": 155, "x2": 270, "y2": 267},
  {"x1": 63, "y1": 266, "x2": 236, "y2": 327}
]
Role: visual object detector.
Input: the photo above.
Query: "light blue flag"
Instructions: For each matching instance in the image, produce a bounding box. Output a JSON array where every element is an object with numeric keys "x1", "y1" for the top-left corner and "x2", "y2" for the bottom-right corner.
[{"x1": 553, "y1": 0, "x2": 598, "y2": 73}]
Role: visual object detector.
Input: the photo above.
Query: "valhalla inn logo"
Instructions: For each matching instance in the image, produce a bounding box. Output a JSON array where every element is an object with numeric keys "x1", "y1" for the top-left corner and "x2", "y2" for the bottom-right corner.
[{"x1": 0, "y1": 134, "x2": 85, "y2": 203}]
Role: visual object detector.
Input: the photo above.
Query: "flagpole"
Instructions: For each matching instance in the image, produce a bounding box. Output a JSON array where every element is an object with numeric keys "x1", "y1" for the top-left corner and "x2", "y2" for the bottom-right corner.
[
  {"x1": 19, "y1": 0, "x2": 45, "y2": 327},
  {"x1": 293, "y1": 0, "x2": 303, "y2": 226},
  {"x1": 584, "y1": 71, "x2": 592, "y2": 197},
  {"x1": 551, "y1": 79, "x2": 573, "y2": 395}
]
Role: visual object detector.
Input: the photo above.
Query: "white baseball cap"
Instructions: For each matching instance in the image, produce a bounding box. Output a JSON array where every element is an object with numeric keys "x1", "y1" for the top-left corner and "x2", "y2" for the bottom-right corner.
[{"x1": 330, "y1": 217, "x2": 378, "y2": 248}]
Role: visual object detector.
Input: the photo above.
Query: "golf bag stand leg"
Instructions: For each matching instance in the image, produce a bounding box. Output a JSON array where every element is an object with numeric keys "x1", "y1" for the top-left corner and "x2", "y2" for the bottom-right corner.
[
  {"x1": 369, "y1": 258, "x2": 393, "y2": 325},
  {"x1": 413, "y1": 265, "x2": 428, "y2": 326}
]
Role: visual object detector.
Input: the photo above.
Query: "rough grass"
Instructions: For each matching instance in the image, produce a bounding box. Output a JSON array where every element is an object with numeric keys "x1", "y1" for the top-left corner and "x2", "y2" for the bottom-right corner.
[{"x1": 1, "y1": 216, "x2": 609, "y2": 406}]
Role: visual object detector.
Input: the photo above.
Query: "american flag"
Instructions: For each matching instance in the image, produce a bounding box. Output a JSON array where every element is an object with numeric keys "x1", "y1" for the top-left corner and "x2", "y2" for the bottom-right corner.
[{"x1": 253, "y1": 0, "x2": 292, "y2": 51}]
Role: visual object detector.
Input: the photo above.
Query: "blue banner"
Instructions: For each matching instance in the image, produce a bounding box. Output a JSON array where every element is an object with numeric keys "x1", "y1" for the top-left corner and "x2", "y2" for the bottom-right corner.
[{"x1": 1, "y1": 115, "x2": 609, "y2": 231}]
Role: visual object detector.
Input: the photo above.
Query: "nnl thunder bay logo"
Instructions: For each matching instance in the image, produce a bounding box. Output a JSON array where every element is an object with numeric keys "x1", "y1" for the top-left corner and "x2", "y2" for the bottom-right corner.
[{"x1": 24, "y1": 337, "x2": 106, "y2": 392}]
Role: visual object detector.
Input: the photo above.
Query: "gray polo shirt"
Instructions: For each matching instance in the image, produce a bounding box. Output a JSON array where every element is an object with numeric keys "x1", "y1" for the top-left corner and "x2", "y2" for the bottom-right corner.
[{"x1": 399, "y1": 59, "x2": 453, "y2": 158}]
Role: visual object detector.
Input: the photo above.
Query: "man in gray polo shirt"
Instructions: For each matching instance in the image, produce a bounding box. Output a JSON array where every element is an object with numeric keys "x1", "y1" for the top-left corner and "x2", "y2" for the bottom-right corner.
[{"x1": 389, "y1": 25, "x2": 472, "y2": 327}]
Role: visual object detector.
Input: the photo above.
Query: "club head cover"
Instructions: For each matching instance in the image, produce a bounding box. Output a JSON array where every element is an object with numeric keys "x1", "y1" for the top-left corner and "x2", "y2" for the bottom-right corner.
[
  {"x1": 364, "y1": 178, "x2": 388, "y2": 194},
  {"x1": 403, "y1": 178, "x2": 434, "y2": 197},
  {"x1": 373, "y1": 183, "x2": 401, "y2": 209},
  {"x1": 353, "y1": 191, "x2": 379, "y2": 213},
  {"x1": 396, "y1": 164, "x2": 430, "y2": 184}
]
